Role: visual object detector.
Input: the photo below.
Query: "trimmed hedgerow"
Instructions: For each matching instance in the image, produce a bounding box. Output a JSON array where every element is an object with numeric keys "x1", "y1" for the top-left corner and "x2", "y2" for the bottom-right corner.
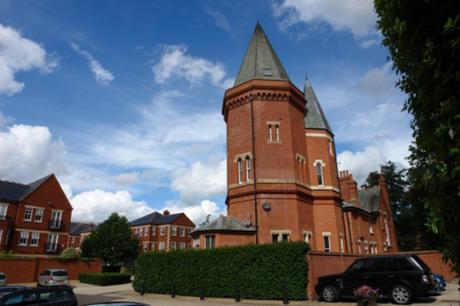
[
  {"x1": 79, "y1": 272, "x2": 131, "y2": 286},
  {"x1": 133, "y1": 242, "x2": 308, "y2": 300}
]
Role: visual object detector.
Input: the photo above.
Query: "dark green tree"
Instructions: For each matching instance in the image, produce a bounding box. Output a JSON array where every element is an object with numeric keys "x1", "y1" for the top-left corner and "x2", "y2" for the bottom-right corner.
[
  {"x1": 80, "y1": 213, "x2": 139, "y2": 267},
  {"x1": 375, "y1": 1, "x2": 460, "y2": 271}
]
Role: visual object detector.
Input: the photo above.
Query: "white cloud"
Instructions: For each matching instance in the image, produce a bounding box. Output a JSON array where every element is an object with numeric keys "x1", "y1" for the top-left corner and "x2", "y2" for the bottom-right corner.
[
  {"x1": 203, "y1": 6, "x2": 232, "y2": 34},
  {"x1": 153, "y1": 44, "x2": 232, "y2": 88},
  {"x1": 0, "y1": 110, "x2": 10, "y2": 127},
  {"x1": 90, "y1": 90, "x2": 226, "y2": 170},
  {"x1": 0, "y1": 124, "x2": 67, "y2": 183},
  {"x1": 337, "y1": 146, "x2": 386, "y2": 184},
  {"x1": 273, "y1": 0, "x2": 378, "y2": 41},
  {"x1": 0, "y1": 23, "x2": 58, "y2": 95},
  {"x1": 171, "y1": 159, "x2": 226, "y2": 205},
  {"x1": 113, "y1": 171, "x2": 140, "y2": 187},
  {"x1": 70, "y1": 43, "x2": 114, "y2": 85},
  {"x1": 70, "y1": 189, "x2": 153, "y2": 223},
  {"x1": 163, "y1": 199, "x2": 225, "y2": 226}
]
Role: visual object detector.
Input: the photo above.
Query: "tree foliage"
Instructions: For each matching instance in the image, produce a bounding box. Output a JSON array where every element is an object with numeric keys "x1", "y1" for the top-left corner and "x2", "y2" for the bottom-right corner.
[
  {"x1": 80, "y1": 213, "x2": 139, "y2": 267},
  {"x1": 375, "y1": 0, "x2": 460, "y2": 272}
]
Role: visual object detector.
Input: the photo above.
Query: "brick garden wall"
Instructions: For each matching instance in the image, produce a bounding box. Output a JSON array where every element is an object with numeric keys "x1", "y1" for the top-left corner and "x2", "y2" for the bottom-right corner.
[
  {"x1": 0, "y1": 258, "x2": 102, "y2": 284},
  {"x1": 307, "y1": 250, "x2": 456, "y2": 300}
]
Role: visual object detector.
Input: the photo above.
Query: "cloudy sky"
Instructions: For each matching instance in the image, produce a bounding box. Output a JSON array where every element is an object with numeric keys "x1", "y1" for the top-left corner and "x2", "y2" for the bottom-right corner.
[{"x1": 0, "y1": 0, "x2": 410, "y2": 225}]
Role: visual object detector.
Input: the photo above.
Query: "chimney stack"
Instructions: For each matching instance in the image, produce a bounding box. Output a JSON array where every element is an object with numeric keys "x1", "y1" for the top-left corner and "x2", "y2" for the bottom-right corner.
[
  {"x1": 338, "y1": 170, "x2": 358, "y2": 205},
  {"x1": 163, "y1": 210, "x2": 170, "y2": 216}
]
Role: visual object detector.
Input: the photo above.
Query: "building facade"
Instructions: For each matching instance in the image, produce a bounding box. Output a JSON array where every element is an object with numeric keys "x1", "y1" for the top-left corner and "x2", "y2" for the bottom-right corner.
[
  {"x1": 68, "y1": 222, "x2": 96, "y2": 248},
  {"x1": 192, "y1": 23, "x2": 397, "y2": 254},
  {"x1": 0, "y1": 174, "x2": 72, "y2": 255},
  {"x1": 129, "y1": 210, "x2": 195, "y2": 252}
]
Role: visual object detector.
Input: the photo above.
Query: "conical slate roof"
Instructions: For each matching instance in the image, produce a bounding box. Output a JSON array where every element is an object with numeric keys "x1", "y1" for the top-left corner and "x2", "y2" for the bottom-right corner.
[
  {"x1": 234, "y1": 23, "x2": 290, "y2": 86},
  {"x1": 304, "y1": 78, "x2": 332, "y2": 134}
]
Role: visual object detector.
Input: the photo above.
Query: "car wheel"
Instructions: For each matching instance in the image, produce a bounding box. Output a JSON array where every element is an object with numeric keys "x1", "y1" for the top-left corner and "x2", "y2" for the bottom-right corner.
[
  {"x1": 391, "y1": 284, "x2": 413, "y2": 305},
  {"x1": 321, "y1": 284, "x2": 339, "y2": 302}
]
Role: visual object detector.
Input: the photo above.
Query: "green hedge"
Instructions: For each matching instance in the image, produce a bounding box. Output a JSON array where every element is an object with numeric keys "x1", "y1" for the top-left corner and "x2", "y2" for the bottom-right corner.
[
  {"x1": 79, "y1": 272, "x2": 131, "y2": 286},
  {"x1": 133, "y1": 242, "x2": 308, "y2": 300}
]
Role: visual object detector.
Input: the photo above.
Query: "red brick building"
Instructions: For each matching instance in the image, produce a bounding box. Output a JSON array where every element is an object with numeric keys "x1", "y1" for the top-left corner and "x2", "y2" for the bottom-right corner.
[
  {"x1": 0, "y1": 174, "x2": 72, "y2": 255},
  {"x1": 68, "y1": 222, "x2": 96, "y2": 248},
  {"x1": 129, "y1": 210, "x2": 195, "y2": 252},
  {"x1": 191, "y1": 23, "x2": 397, "y2": 254}
]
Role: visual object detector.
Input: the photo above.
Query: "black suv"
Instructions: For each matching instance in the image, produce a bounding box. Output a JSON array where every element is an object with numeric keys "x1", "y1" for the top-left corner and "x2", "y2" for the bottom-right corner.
[
  {"x1": 0, "y1": 285, "x2": 77, "y2": 306},
  {"x1": 315, "y1": 255, "x2": 434, "y2": 305}
]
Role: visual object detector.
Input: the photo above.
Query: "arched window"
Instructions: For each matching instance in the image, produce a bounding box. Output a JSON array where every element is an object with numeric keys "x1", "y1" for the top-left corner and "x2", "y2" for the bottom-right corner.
[
  {"x1": 268, "y1": 124, "x2": 273, "y2": 142},
  {"x1": 237, "y1": 158, "x2": 243, "y2": 184},
  {"x1": 275, "y1": 124, "x2": 280, "y2": 142},
  {"x1": 315, "y1": 161, "x2": 324, "y2": 186},
  {"x1": 245, "y1": 156, "x2": 251, "y2": 182}
]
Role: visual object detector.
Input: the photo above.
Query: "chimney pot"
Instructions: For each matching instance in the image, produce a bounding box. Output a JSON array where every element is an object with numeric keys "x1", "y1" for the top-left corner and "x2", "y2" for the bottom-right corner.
[{"x1": 163, "y1": 210, "x2": 170, "y2": 216}]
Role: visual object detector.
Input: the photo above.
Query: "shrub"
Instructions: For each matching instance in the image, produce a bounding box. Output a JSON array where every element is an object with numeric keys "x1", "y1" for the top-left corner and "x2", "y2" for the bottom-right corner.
[
  {"x1": 133, "y1": 242, "x2": 308, "y2": 300},
  {"x1": 59, "y1": 247, "x2": 80, "y2": 260},
  {"x1": 79, "y1": 272, "x2": 131, "y2": 286}
]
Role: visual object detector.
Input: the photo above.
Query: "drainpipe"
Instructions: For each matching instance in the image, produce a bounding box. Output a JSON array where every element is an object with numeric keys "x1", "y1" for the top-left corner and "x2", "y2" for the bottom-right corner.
[{"x1": 250, "y1": 94, "x2": 259, "y2": 245}]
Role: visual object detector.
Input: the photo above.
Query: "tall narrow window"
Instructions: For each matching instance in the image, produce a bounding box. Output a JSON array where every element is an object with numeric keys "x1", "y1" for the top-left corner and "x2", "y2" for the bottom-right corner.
[
  {"x1": 24, "y1": 207, "x2": 33, "y2": 221},
  {"x1": 384, "y1": 214, "x2": 391, "y2": 246},
  {"x1": 34, "y1": 208, "x2": 44, "y2": 223},
  {"x1": 315, "y1": 161, "x2": 324, "y2": 186},
  {"x1": 245, "y1": 156, "x2": 251, "y2": 182},
  {"x1": 340, "y1": 233, "x2": 344, "y2": 253},
  {"x1": 237, "y1": 158, "x2": 243, "y2": 184},
  {"x1": 19, "y1": 231, "x2": 29, "y2": 246},
  {"x1": 205, "y1": 235, "x2": 215, "y2": 249},
  {"x1": 268, "y1": 124, "x2": 273, "y2": 142},
  {"x1": 322, "y1": 233, "x2": 331, "y2": 252},
  {"x1": 31, "y1": 232, "x2": 40, "y2": 246},
  {"x1": 275, "y1": 124, "x2": 280, "y2": 142},
  {"x1": 0, "y1": 203, "x2": 8, "y2": 220}
]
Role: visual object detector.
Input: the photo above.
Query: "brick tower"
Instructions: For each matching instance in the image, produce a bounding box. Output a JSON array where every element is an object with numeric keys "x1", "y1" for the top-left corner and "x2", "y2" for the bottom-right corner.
[{"x1": 222, "y1": 23, "x2": 330, "y2": 245}]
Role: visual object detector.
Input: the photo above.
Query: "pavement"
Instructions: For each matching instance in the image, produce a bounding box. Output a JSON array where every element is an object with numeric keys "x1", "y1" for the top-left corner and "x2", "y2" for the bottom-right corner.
[{"x1": 12, "y1": 279, "x2": 460, "y2": 306}]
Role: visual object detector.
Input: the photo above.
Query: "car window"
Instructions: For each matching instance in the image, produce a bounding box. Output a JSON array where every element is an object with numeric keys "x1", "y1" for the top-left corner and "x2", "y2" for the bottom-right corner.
[
  {"x1": 348, "y1": 259, "x2": 373, "y2": 273},
  {"x1": 411, "y1": 255, "x2": 431, "y2": 272},
  {"x1": 40, "y1": 271, "x2": 50, "y2": 276},
  {"x1": 4, "y1": 292, "x2": 37, "y2": 305},
  {"x1": 51, "y1": 271, "x2": 68, "y2": 277},
  {"x1": 392, "y1": 257, "x2": 415, "y2": 271},
  {"x1": 372, "y1": 257, "x2": 391, "y2": 272},
  {"x1": 39, "y1": 290, "x2": 71, "y2": 302},
  {"x1": 0, "y1": 275, "x2": 5, "y2": 280}
]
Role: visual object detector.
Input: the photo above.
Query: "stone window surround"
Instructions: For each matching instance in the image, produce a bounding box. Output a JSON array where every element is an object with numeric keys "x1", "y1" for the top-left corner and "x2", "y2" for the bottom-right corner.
[
  {"x1": 303, "y1": 230, "x2": 312, "y2": 244},
  {"x1": 235, "y1": 152, "x2": 253, "y2": 185},
  {"x1": 270, "y1": 229, "x2": 291, "y2": 242},
  {"x1": 267, "y1": 121, "x2": 281, "y2": 144},
  {"x1": 314, "y1": 159, "x2": 326, "y2": 187},
  {"x1": 322, "y1": 232, "x2": 331, "y2": 252}
]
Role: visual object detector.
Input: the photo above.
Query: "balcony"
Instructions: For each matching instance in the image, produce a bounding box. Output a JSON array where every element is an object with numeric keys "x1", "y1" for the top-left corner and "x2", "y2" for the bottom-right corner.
[
  {"x1": 44, "y1": 243, "x2": 60, "y2": 254},
  {"x1": 48, "y1": 220, "x2": 64, "y2": 230}
]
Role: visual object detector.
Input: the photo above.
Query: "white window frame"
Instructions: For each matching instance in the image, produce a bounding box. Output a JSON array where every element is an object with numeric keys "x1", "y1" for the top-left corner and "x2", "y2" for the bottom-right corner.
[
  {"x1": 23, "y1": 207, "x2": 33, "y2": 221},
  {"x1": 268, "y1": 124, "x2": 273, "y2": 142},
  {"x1": 151, "y1": 226, "x2": 156, "y2": 236},
  {"x1": 30, "y1": 232, "x2": 40, "y2": 246},
  {"x1": 271, "y1": 230, "x2": 291, "y2": 243},
  {"x1": 34, "y1": 208, "x2": 44, "y2": 223},
  {"x1": 171, "y1": 241, "x2": 177, "y2": 250},
  {"x1": 314, "y1": 160, "x2": 325, "y2": 186},
  {"x1": 159, "y1": 242, "x2": 165, "y2": 251},
  {"x1": 19, "y1": 231, "x2": 29, "y2": 246},
  {"x1": 143, "y1": 242, "x2": 150, "y2": 251},
  {"x1": 205, "y1": 235, "x2": 215, "y2": 249},
  {"x1": 179, "y1": 242, "x2": 186, "y2": 249},
  {"x1": 384, "y1": 214, "x2": 391, "y2": 246},
  {"x1": 237, "y1": 158, "x2": 243, "y2": 184},
  {"x1": 369, "y1": 224, "x2": 374, "y2": 235},
  {"x1": 180, "y1": 227, "x2": 185, "y2": 237},
  {"x1": 339, "y1": 233, "x2": 345, "y2": 253},
  {"x1": 303, "y1": 231, "x2": 312, "y2": 244},
  {"x1": 171, "y1": 226, "x2": 177, "y2": 236},
  {"x1": 160, "y1": 227, "x2": 165, "y2": 236},
  {"x1": 0, "y1": 203, "x2": 8, "y2": 220},
  {"x1": 245, "y1": 156, "x2": 251, "y2": 182},
  {"x1": 322, "y1": 232, "x2": 331, "y2": 252},
  {"x1": 275, "y1": 124, "x2": 280, "y2": 142}
]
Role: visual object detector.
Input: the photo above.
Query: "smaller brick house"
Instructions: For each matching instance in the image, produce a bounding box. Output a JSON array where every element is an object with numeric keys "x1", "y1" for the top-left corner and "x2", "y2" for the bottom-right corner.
[
  {"x1": 68, "y1": 222, "x2": 96, "y2": 248},
  {"x1": 339, "y1": 171, "x2": 398, "y2": 254},
  {"x1": 0, "y1": 174, "x2": 72, "y2": 255},
  {"x1": 129, "y1": 210, "x2": 195, "y2": 252}
]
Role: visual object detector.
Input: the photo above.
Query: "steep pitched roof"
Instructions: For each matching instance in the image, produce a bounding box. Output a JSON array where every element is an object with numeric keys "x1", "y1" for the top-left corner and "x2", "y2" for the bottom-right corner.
[
  {"x1": 357, "y1": 185, "x2": 381, "y2": 213},
  {"x1": 234, "y1": 23, "x2": 290, "y2": 86},
  {"x1": 191, "y1": 216, "x2": 256, "y2": 234},
  {"x1": 69, "y1": 222, "x2": 96, "y2": 236},
  {"x1": 129, "y1": 212, "x2": 183, "y2": 227},
  {"x1": 304, "y1": 79, "x2": 332, "y2": 133},
  {"x1": 0, "y1": 174, "x2": 54, "y2": 203}
]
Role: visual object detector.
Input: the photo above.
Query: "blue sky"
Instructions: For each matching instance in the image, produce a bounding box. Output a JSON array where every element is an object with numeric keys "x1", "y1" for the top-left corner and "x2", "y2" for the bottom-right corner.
[{"x1": 0, "y1": 0, "x2": 410, "y2": 224}]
